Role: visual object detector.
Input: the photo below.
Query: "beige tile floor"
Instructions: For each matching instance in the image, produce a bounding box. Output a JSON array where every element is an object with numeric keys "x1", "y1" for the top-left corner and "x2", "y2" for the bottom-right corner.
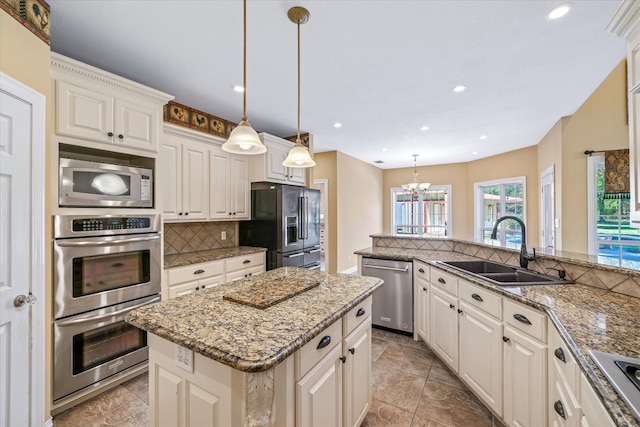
[{"x1": 53, "y1": 328, "x2": 505, "y2": 427}]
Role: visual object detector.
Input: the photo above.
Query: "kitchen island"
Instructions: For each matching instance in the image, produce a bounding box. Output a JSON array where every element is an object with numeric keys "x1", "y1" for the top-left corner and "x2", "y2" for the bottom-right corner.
[{"x1": 126, "y1": 267, "x2": 382, "y2": 427}]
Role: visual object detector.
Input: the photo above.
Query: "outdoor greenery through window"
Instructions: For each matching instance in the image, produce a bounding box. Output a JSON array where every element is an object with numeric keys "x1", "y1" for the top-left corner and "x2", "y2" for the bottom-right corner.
[
  {"x1": 392, "y1": 186, "x2": 451, "y2": 237},
  {"x1": 476, "y1": 179, "x2": 525, "y2": 244},
  {"x1": 593, "y1": 156, "x2": 640, "y2": 269}
]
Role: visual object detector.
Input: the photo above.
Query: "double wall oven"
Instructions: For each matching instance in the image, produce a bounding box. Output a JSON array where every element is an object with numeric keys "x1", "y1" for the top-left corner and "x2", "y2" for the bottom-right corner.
[{"x1": 52, "y1": 214, "x2": 161, "y2": 404}]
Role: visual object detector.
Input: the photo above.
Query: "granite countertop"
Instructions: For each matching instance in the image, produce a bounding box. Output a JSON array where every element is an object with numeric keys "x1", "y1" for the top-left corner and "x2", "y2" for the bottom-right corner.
[
  {"x1": 356, "y1": 246, "x2": 640, "y2": 427},
  {"x1": 164, "y1": 246, "x2": 267, "y2": 269},
  {"x1": 126, "y1": 267, "x2": 382, "y2": 372}
]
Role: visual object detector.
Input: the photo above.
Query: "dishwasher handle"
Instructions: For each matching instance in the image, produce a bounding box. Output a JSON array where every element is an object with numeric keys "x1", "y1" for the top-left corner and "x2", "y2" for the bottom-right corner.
[{"x1": 363, "y1": 264, "x2": 409, "y2": 273}]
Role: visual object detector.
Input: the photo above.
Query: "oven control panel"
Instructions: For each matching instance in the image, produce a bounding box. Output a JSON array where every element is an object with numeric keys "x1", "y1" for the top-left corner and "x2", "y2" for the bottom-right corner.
[{"x1": 72, "y1": 217, "x2": 151, "y2": 232}]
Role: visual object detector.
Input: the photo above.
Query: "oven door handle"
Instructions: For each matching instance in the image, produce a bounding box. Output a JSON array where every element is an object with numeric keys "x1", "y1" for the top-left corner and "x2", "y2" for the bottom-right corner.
[
  {"x1": 55, "y1": 234, "x2": 160, "y2": 246},
  {"x1": 55, "y1": 296, "x2": 160, "y2": 326}
]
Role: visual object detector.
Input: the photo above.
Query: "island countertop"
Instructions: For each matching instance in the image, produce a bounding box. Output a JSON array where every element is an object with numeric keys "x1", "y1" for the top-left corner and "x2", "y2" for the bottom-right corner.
[{"x1": 126, "y1": 267, "x2": 382, "y2": 372}]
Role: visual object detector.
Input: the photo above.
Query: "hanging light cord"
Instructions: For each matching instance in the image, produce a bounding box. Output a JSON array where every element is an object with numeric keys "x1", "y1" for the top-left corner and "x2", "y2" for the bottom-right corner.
[
  {"x1": 242, "y1": 0, "x2": 248, "y2": 122},
  {"x1": 296, "y1": 16, "x2": 301, "y2": 144}
]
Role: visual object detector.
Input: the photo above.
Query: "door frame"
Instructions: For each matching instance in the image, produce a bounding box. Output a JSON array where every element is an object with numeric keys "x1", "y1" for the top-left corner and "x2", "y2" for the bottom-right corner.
[
  {"x1": 540, "y1": 166, "x2": 555, "y2": 250},
  {"x1": 312, "y1": 179, "x2": 328, "y2": 271},
  {"x1": 1, "y1": 72, "x2": 46, "y2": 425}
]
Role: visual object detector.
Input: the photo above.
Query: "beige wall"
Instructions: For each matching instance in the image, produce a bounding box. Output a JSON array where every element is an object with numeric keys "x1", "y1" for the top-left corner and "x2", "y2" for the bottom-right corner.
[
  {"x1": 314, "y1": 151, "x2": 384, "y2": 272},
  {"x1": 1, "y1": 8, "x2": 52, "y2": 422},
  {"x1": 559, "y1": 60, "x2": 629, "y2": 253}
]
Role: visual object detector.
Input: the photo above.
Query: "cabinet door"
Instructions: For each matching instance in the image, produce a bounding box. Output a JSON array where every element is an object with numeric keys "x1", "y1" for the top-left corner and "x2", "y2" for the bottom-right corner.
[
  {"x1": 56, "y1": 80, "x2": 114, "y2": 143},
  {"x1": 343, "y1": 318, "x2": 371, "y2": 427},
  {"x1": 160, "y1": 139, "x2": 182, "y2": 220},
  {"x1": 210, "y1": 147, "x2": 232, "y2": 219},
  {"x1": 429, "y1": 286, "x2": 459, "y2": 371},
  {"x1": 503, "y1": 325, "x2": 547, "y2": 427},
  {"x1": 458, "y1": 302, "x2": 502, "y2": 416},
  {"x1": 296, "y1": 344, "x2": 343, "y2": 427},
  {"x1": 114, "y1": 98, "x2": 158, "y2": 152},
  {"x1": 287, "y1": 165, "x2": 306, "y2": 185},
  {"x1": 167, "y1": 280, "x2": 200, "y2": 299},
  {"x1": 230, "y1": 156, "x2": 250, "y2": 219},
  {"x1": 415, "y1": 277, "x2": 429, "y2": 344},
  {"x1": 181, "y1": 142, "x2": 209, "y2": 220},
  {"x1": 266, "y1": 144, "x2": 290, "y2": 183}
]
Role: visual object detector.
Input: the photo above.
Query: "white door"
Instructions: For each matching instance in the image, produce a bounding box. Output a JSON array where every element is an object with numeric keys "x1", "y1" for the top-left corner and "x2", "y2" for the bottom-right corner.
[
  {"x1": 541, "y1": 166, "x2": 555, "y2": 249},
  {"x1": 0, "y1": 73, "x2": 45, "y2": 426}
]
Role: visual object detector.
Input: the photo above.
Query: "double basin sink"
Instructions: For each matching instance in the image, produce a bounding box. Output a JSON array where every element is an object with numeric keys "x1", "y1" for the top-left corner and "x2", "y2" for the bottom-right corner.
[{"x1": 438, "y1": 260, "x2": 574, "y2": 286}]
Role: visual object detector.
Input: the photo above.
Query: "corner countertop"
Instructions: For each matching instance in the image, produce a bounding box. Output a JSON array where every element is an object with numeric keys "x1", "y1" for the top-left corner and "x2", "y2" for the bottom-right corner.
[
  {"x1": 126, "y1": 267, "x2": 382, "y2": 372},
  {"x1": 356, "y1": 246, "x2": 640, "y2": 427},
  {"x1": 164, "y1": 246, "x2": 267, "y2": 269}
]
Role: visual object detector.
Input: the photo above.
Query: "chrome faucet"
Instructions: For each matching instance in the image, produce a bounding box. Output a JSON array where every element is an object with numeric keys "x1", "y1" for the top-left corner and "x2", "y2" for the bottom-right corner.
[{"x1": 490, "y1": 215, "x2": 536, "y2": 269}]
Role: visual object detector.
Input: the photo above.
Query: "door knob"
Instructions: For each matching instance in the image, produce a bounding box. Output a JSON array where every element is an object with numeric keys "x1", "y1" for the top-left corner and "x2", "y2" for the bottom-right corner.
[{"x1": 14, "y1": 292, "x2": 36, "y2": 307}]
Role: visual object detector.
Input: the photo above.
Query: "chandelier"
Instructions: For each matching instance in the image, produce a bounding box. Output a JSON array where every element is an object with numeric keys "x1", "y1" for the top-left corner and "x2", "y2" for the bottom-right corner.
[{"x1": 402, "y1": 154, "x2": 430, "y2": 199}]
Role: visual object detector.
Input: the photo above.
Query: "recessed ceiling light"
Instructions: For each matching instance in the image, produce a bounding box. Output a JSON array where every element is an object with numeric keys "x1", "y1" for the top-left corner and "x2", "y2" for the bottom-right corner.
[
  {"x1": 420, "y1": 126, "x2": 429, "y2": 131},
  {"x1": 382, "y1": 148, "x2": 388, "y2": 152},
  {"x1": 472, "y1": 151, "x2": 478, "y2": 155},
  {"x1": 453, "y1": 85, "x2": 466, "y2": 93},
  {"x1": 233, "y1": 85, "x2": 245, "y2": 93},
  {"x1": 333, "y1": 122, "x2": 342, "y2": 128},
  {"x1": 548, "y1": 4, "x2": 571, "y2": 20},
  {"x1": 479, "y1": 135, "x2": 487, "y2": 140}
]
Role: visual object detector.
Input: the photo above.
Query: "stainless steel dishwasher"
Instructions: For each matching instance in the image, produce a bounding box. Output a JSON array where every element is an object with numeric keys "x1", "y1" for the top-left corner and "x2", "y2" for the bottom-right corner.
[{"x1": 361, "y1": 257, "x2": 413, "y2": 334}]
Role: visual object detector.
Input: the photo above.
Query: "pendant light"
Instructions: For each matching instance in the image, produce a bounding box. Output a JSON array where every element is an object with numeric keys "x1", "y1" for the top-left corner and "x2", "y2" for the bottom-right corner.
[
  {"x1": 221, "y1": 0, "x2": 267, "y2": 155},
  {"x1": 283, "y1": 6, "x2": 315, "y2": 168},
  {"x1": 402, "y1": 154, "x2": 430, "y2": 200}
]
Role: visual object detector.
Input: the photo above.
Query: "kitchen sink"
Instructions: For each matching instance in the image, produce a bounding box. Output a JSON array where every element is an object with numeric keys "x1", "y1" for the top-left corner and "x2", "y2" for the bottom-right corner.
[{"x1": 437, "y1": 260, "x2": 574, "y2": 286}]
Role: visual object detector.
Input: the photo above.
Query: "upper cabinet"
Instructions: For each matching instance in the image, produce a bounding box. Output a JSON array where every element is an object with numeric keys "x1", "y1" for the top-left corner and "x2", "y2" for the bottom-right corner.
[
  {"x1": 210, "y1": 146, "x2": 250, "y2": 220},
  {"x1": 608, "y1": 1, "x2": 640, "y2": 223},
  {"x1": 51, "y1": 52, "x2": 173, "y2": 154},
  {"x1": 249, "y1": 133, "x2": 306, "y2": 186}
]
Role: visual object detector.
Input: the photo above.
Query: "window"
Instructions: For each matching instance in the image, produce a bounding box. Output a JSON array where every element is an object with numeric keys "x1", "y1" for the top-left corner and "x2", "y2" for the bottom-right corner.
[
  {"x1": 587, "y1": 155, "x2": 640, "y2": 269},
  {"x1": 474, "y1": 177, "x2": 526, "y2": 244},
  {"x1": 391, "y1": 186, "x2": 451, "y2": 237}
]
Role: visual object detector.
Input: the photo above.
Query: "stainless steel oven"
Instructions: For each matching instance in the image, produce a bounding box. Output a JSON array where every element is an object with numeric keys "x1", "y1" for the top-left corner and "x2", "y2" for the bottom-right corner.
[{"x1": 53, "y1": 214, "x2": 161, "y2": 404}]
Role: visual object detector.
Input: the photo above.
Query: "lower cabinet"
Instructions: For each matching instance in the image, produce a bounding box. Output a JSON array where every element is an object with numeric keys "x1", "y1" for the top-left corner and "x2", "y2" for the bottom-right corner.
[
  {"x1": 342, "y1": 318, "x2": 372, "y2": 427},
  {"x1": 430, "y1": 285, "x2": 459, "y2": 371},
  {"x1": 579, "y1": 373, "x2": 616, "y2": 427},
  {"x1": 413, "y1": 260, "x2": 430, "y2": 343}
]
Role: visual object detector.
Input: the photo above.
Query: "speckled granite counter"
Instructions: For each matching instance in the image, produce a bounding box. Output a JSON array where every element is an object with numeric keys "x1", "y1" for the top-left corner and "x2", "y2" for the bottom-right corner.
[
  {"x1": 356, "y1": 246, "x2": 640, "y2": 427},
  {"x1": 164, "y1": 246, "x2": 267, "y2": 268},
  {"x1": 126, "y1": 267, "x2": 382, "y2": 372}
]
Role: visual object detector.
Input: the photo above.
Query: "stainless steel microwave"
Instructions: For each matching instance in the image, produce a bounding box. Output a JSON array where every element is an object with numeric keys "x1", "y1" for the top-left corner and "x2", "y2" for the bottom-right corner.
[{"x1": 59, "y1": 157, "x2": 153, "y2": 208}]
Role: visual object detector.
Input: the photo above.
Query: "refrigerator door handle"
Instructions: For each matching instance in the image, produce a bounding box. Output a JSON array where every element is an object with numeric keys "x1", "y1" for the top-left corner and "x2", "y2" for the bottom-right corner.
[
  {"x1": 303, "y1": 197, "x2": 309, "y2": 239},
  {"x1": 298, "y1": 197, "x2": 305, "y2": 240}
]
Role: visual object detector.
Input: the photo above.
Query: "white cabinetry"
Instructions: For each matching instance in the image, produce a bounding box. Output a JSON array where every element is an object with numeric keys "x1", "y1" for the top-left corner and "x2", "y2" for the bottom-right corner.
[
  {"x1": 502, "y1": 299, "x2": 547, "y2": 427},
  {"x1": 458, "y1": 281, "x2": 503, "y2": 416},
  {"x1": 548, "y1": 327, "x2": 580, "y2": 427},
  {"x1": 249, "y1": 133, "x2": 306, "y2": 185},
  {"x1": 413, "y1": 261, "x2": 430, "y2": 343},
  {"x1": 224, "y1": 253, "x2": 265, "y2": 283},
  {"x1": 52, "y1": 53, "x2": 171, "y2": 154},
  {"x1": 429, "y1": 269, "x2": 459, "y2": 371},
  {"x1": 161, "y1": 135, "x2": 209, "y2": 221},
  {"x1": 210, "y1": 145, "x2": 250, "y2": 220},
  {"x1": 609, "y1": 2, "x2": 640, "y2": 223},
  {"x1": 579, "y1": 373, "x2": 616, "y2": 427}
]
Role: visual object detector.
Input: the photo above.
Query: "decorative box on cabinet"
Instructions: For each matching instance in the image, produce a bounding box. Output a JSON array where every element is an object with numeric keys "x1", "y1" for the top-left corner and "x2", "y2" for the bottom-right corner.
[
  {"x1": 51, "y1": 52, "x2": 172, "y2": 154},
  {"x1": 249, "y1": 133, "x2": 306, "y2": 185}
]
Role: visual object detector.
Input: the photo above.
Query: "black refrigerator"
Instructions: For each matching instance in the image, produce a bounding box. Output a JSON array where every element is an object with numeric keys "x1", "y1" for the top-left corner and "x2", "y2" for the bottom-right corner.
[{"x1": 239, "y1": 182, "x2": 321, "y2": 270}]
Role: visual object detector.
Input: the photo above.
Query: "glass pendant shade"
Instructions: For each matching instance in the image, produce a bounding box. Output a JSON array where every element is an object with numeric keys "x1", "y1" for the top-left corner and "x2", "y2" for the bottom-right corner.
[
  {"x1": 283, "y1": 141, "x2": 315, "y2": 168},
  {"x1": 403, "y1": 155, "x2": 430, "y2": 199},
  {"x1": 221, "y1": 119, "x2": 266, "y2": 154}
]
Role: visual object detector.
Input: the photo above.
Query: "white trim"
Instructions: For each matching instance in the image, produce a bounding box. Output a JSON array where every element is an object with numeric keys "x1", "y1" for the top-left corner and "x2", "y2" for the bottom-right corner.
[
  {"x1": 390, "y1": 185, "x2": 452, "y2": 237},
  {"x1": 312, "y1": 179, "x2": 328, "y2": 272},
  {"x1": 0, "y1": 72, "x2": 46, "y2": 427},
  {"x1": 340, "y1": 266, "x2": 358, "y2": 275},
  {"x1": 540, "y1": 166, "x2": 555, "y2": 249},
  {"x1": 473, "y1": 176, "x2": 527, "y2": 241},
  {"x1": 587, "y1": 155, "x2": 600, "y2": 255}
]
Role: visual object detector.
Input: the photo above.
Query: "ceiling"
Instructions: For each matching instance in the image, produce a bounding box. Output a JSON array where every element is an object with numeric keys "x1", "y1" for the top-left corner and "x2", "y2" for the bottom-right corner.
[{"x1": 48, "y1": 0, "x2": 626, "y2": 170}]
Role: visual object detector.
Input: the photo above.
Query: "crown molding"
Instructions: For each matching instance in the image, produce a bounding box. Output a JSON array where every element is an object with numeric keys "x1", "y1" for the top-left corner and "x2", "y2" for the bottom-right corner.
[{"x1": 607, "y1": 0, "x2": 640, "y2": 38}]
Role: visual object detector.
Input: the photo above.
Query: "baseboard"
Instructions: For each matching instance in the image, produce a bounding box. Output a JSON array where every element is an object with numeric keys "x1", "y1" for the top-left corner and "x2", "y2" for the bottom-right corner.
[
  {"x1": 43, "y1": 417, "x2": 53, "y2": 427},
  {"x1": 340, "y1": 266, "x2": 358, "y2": 275}
]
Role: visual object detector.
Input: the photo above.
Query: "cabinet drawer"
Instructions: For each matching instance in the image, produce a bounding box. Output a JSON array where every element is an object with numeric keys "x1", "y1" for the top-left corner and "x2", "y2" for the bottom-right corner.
[
  {"x1": 580, "y1": 373, "x2": 615, "y2": 427},
  {"x1": 549, "y1": 328, "x2": 578, "y2": 394},
  {"x1": 504, "y1": 299, "x2": 546, "y2": 343},
  {"x1": 430, "y1": 268, "x2": 458, "y2": 296},
  {"x1": 459, "y1": 280, "x2": 502, "y2": 319},
  {"x1": 550, "y1": 375, "x2": 579, "y2": 427},
  {"x1": 167, "y1": 260, "x2": 224, "y2": 285},
  {"x1": 296, "y1": 320, "x2": 342, "y2": 380},
  {"x1": 413, "y1": 261, "x2": 430, "y2": 282},
  {"x1": 343, "y1": 296, "x2": 372, "y2": 336},
  {"x1": 226, "y1": 253, "x2": 264, "y2": 272}
]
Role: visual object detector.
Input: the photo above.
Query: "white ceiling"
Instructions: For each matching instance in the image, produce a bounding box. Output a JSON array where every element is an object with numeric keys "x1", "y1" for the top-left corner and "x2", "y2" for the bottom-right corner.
[{"x1": 48, "y1": 0, "x2": 626, "y2": 170}]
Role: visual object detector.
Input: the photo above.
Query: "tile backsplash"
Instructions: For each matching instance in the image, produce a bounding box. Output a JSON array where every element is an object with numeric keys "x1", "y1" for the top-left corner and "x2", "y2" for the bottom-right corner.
[{"x1": 164, "y1": 222, "x2": 237, "y2": 255}]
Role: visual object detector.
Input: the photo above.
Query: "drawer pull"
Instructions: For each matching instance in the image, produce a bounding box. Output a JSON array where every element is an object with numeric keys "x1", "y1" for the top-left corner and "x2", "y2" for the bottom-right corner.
[
  {"x1": 418, "y1": 268, "x2": 425, "y2": 273},
  {"x1": 193, "y1": 269, "x2": 205, "y2": 275},
  {"x1": 513, "y1": 313, "x2": 532, "y2": 325},
  {"x1": 356, "y1": 307, "x2": 366, "y2": 317},
  {"x1": 317, "y1": 335, "x2": 332, "y2": 349},
  {"x1": 554, "y1": 400, "x2": 566, "y2": 420},
  {"x1": 243, "y1": 259, "x2": 251, "y2": 264},
  {"x1": 471, "y1": 293, "x2": 484, "y2": 302},
  {"x1": 554, "y1": 347, "x2": 566, "y2": 363},
  {"x1": 438, "y1": 277, "x2": 446, "y2": 284}
]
